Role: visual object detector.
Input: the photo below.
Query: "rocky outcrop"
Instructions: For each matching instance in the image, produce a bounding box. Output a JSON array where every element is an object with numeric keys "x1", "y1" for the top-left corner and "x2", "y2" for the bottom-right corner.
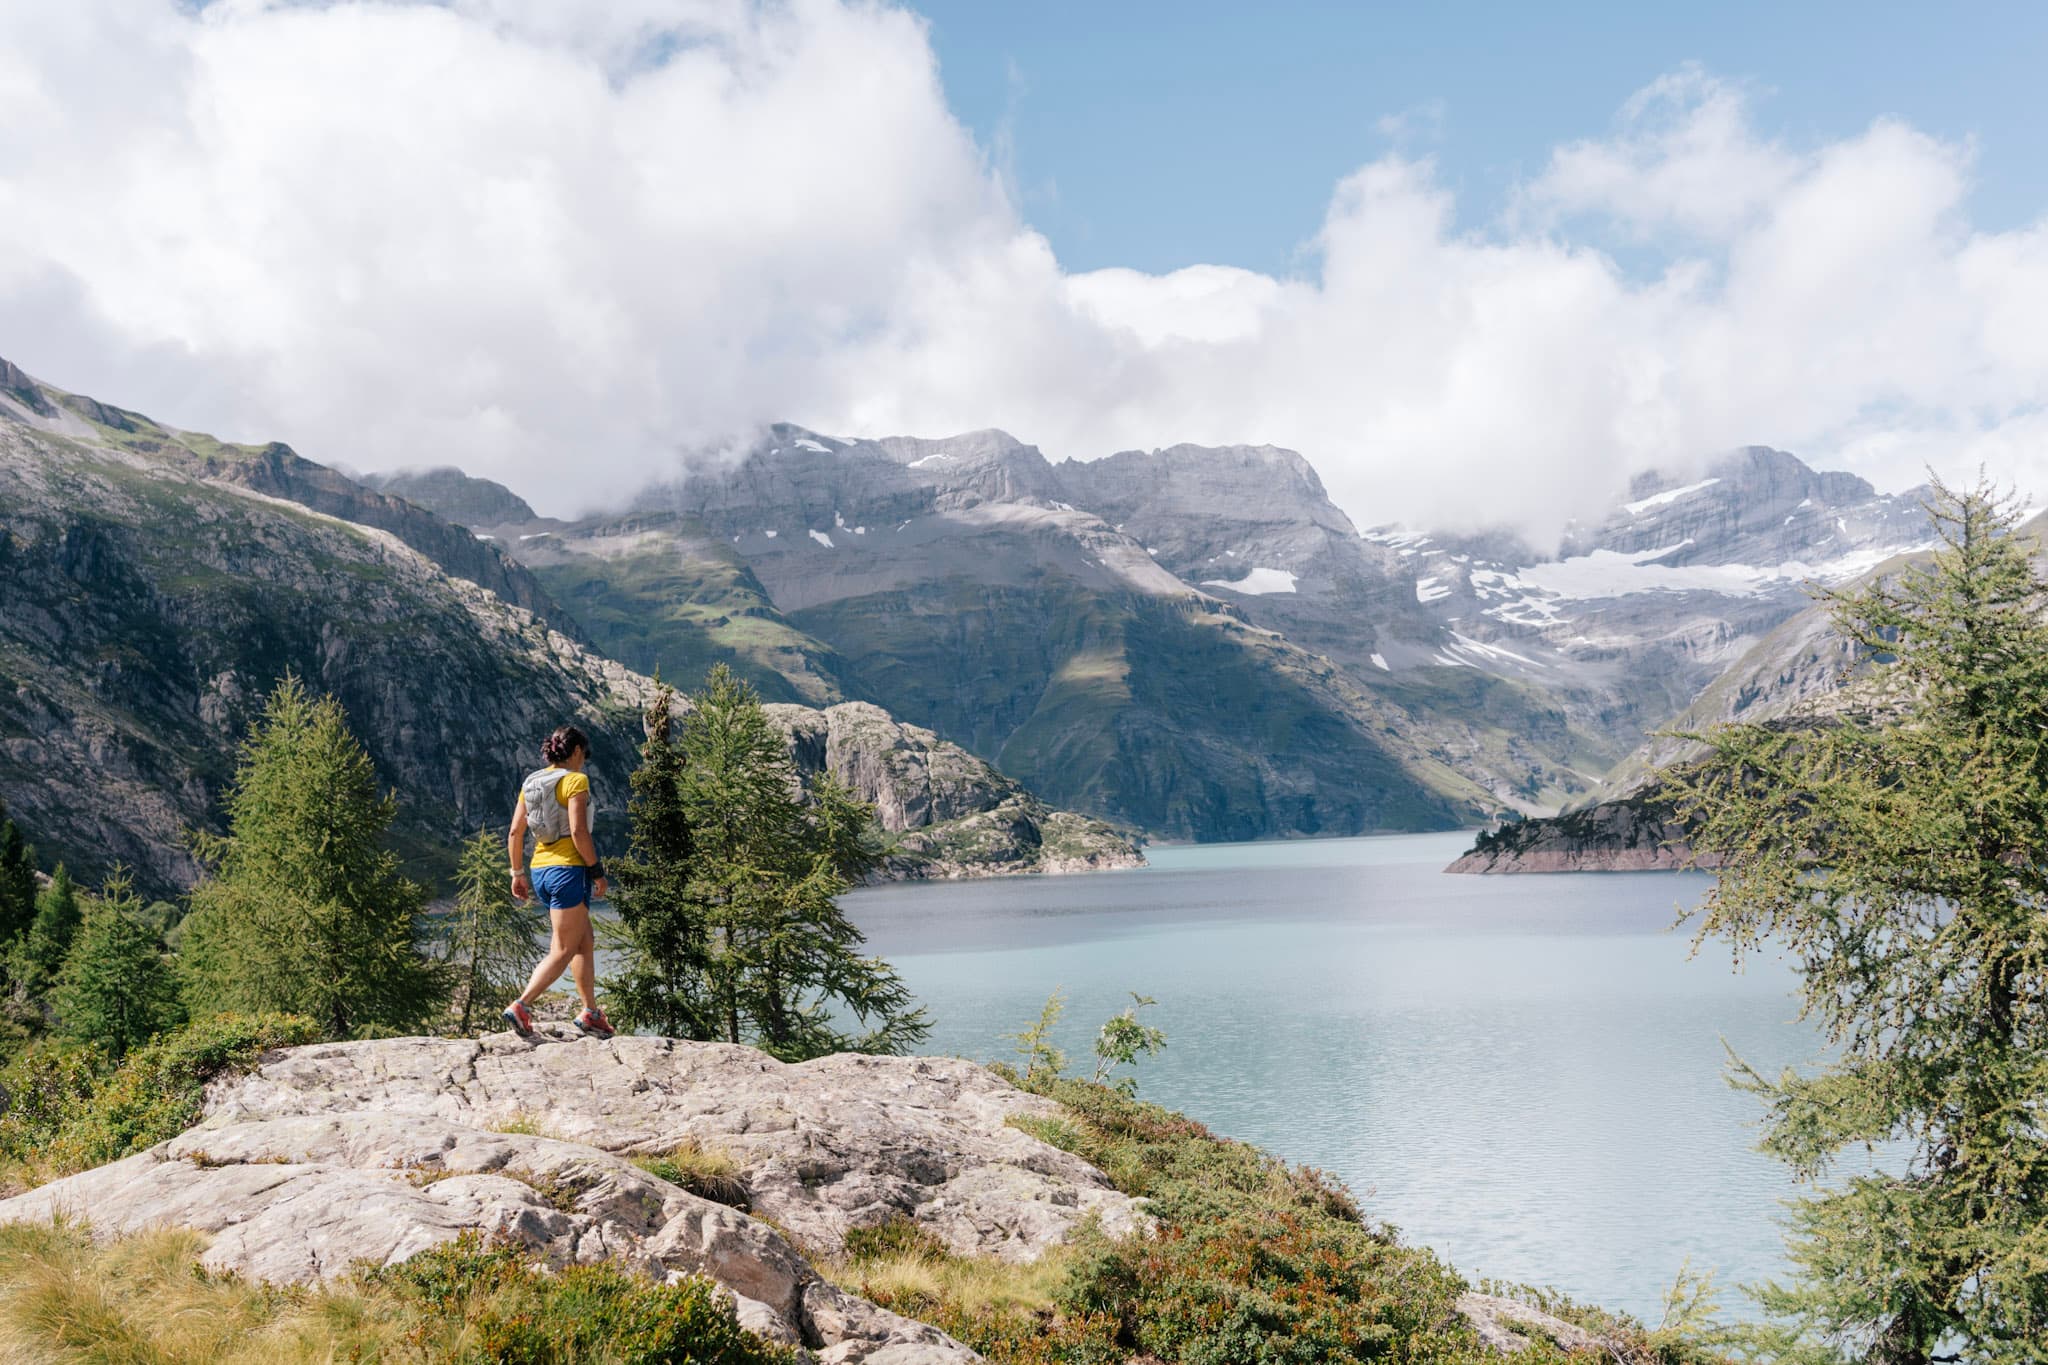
[
  {"x1": 0, "y1": 1029, "x2": 1160, "y2": 1359},
  {"x1": 772, "y1": 702, "x2": 1143, "y2": 877},
  {"x1": 197, "y1": 1031, "x2": 1147, "y2": 1262},
  {"x1": 363, "y1": 465, "x2": 540, "y2": 528},
  {"x1": 1455, "y1": 1292, "x2": 1618, "y2": 1355},
  {"x1": 1445, "y1": 797, "x2": 1701, "y2": 874}
]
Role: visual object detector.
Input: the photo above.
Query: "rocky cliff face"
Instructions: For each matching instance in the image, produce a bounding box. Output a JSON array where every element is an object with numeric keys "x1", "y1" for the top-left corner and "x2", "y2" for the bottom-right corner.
[
  {"x1": 363, "y1": 465, "x2": 539, "y2": 528},
  {"x1": 770, "y1": 702, "x2": 1141, "y2": 877},
  {"x1": 0, "y1": 361, "x2": 1137, "y2": 894},
  {"x1": 1583, "y1": 447, "x2": 1926, "y2": 567},
  {"x1": 467, "y1": 429, "x2": 1503, "y2": 844}
]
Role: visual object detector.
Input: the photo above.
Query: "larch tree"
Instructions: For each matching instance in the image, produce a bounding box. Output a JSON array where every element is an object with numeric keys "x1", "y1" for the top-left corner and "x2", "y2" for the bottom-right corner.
[
  {"x1": 178, "y1": 676, "x2": 448, "y2": 1039},
  {"x1": 611, "y1": 665, "x2": 927, "y2": 1059},
  {"x1": 608, "y1": 680, "x2": 714, "y2": 1039},
  {"x1": 51, "y1": 869, "x2": 182, "y2": 1055},
  {"x1": 1662, "y1": 480, "x2": 2048, "y2": 1365},
  {"x1": 0, "y1": 802, "x2": 37, "y2": 950},
  {"x1": 12, "y1": 864, "x2": 80, "y2": 1000}
]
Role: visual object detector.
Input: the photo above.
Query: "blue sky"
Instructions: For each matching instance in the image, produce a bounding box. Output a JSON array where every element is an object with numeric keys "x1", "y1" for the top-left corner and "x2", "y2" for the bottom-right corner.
[{"x1": 916, "y1": 1, "x2": 2048, "y2": 276}]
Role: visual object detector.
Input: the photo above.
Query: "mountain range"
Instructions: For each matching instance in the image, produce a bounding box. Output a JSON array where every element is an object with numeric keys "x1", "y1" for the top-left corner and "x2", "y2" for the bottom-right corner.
[
  {"x1": 0, "y1": 358, "x2": 1137, "y2": 896},
  {"x1": 385, "y1": 427, "x2": 1936, "y2": 844},
  {"x1": 2, "y1": 349, "x2": 1952, "y2": 883},
  {"x1": 1449, "y1": 505, "x2": 2048, "y2": 873}
]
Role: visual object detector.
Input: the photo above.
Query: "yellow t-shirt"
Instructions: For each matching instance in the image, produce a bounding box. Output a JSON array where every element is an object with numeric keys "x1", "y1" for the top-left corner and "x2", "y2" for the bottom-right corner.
[{"x1": 528, "y1": 768, "x2": 592, "y2": 869}]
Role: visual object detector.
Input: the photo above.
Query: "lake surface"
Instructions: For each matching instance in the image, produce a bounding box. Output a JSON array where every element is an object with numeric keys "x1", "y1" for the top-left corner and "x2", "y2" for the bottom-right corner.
[{"x1": 840, "y1": 830, "x2": 1826, "y2": 1327}]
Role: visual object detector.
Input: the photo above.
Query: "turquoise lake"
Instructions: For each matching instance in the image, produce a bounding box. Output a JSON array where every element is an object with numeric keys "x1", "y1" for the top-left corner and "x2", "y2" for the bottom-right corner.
[{"x1": 838, "y1": 830, "x2": 1825, "y2": 1327}]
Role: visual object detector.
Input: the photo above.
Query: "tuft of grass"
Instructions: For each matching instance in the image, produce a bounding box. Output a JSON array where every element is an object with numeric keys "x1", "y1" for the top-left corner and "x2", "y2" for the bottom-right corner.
[
  {"x1": 0, "y1": 1222, "x2": 795, "y2": 1365},
  {"x1": 827, "y1": 1215, "x2": 1095, "y2": 1365},
  {"x1": 486, "y1": 1112, "x2": 552, "y2": 1138},
  {"x1": 630, "y1": 1138, "x2": 751, "y2": 1208}
]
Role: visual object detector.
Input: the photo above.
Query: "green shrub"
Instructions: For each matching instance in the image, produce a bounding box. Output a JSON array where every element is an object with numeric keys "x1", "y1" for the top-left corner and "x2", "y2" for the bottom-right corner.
[
  {"x1": 371, "y1": 1233, "x2": 794, "y2": 1364},
  {"x1": 1011, "y1": 1075, "x2": 1561, "y2": 1364},
  {"x1": 0, "y1": 1012, "x2": 317, "y2": 1189},
  {"x1": 842, "y1": 1215, "x2": 951, "y2": 1264}
]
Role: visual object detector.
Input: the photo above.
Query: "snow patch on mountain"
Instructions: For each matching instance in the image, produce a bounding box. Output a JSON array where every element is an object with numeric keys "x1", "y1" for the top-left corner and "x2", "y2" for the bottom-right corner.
[
  {"x1": 1447, "y1": 632, "x2": 1543, "y2": 668},
  {"x1": 1200, "y1": 567, "x2": 1298, "y2": 595},
  {"x1": 1621, "y1": 477, "x2": 1721, "y2": 516},
  {"x1": 1508, "y1": 543, "x2": 1924, "y2": 601}
]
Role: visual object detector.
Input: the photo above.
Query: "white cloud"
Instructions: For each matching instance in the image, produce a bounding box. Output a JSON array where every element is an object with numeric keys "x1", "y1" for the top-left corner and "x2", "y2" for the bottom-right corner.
[
  {"x1": 1519, "y1": 66, "x2": 1802, "y2": 241},
  {"x1": 1, "y1": 1, "x2": 2046, "y2": 535}
]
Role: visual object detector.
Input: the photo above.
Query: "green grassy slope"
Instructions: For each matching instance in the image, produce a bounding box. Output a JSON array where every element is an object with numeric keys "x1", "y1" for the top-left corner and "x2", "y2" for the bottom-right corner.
[
  {"x1": 795, "y1": 584, "x2": 1491, "y2": 842},
  {"x1": 530, "y1": 522, "x2": 854, "y2": 706}
]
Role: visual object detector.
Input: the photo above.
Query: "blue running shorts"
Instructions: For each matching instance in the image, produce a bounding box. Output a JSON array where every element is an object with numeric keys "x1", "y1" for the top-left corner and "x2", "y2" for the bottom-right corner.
[{"x1": 530, "y1": 866, "x2": 591, "y2": 911}]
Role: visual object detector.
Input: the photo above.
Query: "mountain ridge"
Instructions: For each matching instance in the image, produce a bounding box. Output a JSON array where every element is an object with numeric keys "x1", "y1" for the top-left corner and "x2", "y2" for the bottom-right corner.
[
  {"x1": 418, "y1": 423, "x2": 1935, "y2": 841},
  {"x1": 0, "y1": 358, "x2": 1139, "y2": 895}
]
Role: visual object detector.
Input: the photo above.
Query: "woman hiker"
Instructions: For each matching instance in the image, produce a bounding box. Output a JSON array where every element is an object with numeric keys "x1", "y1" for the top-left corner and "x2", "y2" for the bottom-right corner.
[{"x1": 503, "y1": 724, "x2": 616, "y2": 1039}]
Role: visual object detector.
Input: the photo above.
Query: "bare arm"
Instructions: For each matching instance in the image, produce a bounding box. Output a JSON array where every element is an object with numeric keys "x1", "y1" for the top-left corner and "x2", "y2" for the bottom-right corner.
[
  {"x1": 568, "y1": 792, "x2": 607, "y2": 901},
  {"x1": 508, "y1": 799, "x2": 531, "y2": 902}
]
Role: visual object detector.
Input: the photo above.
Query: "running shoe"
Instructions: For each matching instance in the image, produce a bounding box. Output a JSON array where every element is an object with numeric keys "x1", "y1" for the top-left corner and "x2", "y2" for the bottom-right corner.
[
  {"x1": 502, "y1": 1000, "x2": 535, "y2": 1038},
  {"x1": 574, "y1": 1007, "x2": 616, "y2": 1040}
]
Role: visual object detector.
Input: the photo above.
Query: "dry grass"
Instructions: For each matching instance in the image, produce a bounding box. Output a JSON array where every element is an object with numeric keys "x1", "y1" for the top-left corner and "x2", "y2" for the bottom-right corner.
[
  {"x1": 821, "y1": 1216, "x2": 1074, "y2": 1345},
  {"x1": 629, "y1": 1139, "x2": 751, "y2": 1208},
  {"x1": 830, "y1": 1246, "x2": 1073, "y2": 1321},
  {"x1": 0, "y1": 1220, "x2": 792, "y2": 1365},
  {"x1": 0, "y1": 1222, "x2": 415, "y2": 1364},
  {"x1": 485, "y1": 1112, "x2": 554, "y2": 1138}
]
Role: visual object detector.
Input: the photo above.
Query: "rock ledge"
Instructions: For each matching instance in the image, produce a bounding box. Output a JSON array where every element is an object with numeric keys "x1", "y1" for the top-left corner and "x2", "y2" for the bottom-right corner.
[{"x1": 0, "y1": 1029, "x2": 1151, "y2": 1362}]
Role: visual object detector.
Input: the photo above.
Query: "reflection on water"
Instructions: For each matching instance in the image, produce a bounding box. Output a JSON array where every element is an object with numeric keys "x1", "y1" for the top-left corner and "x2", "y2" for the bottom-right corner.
[{"x1": 839, "y1": 830, "x2": 1822, "y2": 1326}]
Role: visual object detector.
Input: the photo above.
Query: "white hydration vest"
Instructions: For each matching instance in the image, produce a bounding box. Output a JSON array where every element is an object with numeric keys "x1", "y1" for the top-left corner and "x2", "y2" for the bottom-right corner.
[{"x1": 521, "y1": 767, "x2": 575, "y2": 845}]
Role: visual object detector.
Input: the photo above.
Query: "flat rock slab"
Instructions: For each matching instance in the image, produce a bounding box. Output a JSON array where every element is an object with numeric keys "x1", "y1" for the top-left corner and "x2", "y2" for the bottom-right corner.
[
  {"x1": 1455, "y1": 1292, "x2": 1615, "y2": 1355},
  {"x1": 0, "y1": 1030, "x2": 1151, "y2": 1360},
  {"x1": 202, "y1": 1029, "x2": 1144, "y2": 1261}
]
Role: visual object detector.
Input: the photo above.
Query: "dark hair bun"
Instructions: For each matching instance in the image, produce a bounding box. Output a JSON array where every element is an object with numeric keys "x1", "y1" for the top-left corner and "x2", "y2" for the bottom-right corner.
[{"x1": 542, "y1": 725, "x2": 589, "y2": 765}]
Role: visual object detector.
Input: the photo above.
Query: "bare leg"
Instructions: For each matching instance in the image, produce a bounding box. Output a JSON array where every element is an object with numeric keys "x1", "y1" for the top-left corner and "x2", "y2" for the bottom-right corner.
[
  {"x1": 568, "y1": 910, "x2": 598, "y2": 1012},
  {"x1": 518, "y1": 905, "x2": 591, "y2": 1007}
]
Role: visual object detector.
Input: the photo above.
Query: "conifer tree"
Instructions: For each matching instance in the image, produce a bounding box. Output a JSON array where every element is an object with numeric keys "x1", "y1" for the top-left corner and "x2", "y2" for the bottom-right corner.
[
  {"x1": 12, "y1": 864, "x2": 80, "y2": 1000},
  {"x1": 445, "y1": 828, "x2": 541, "y2": 1035},
  {"x1": 0, "y1": 802, "x2": 37, "y2": 949},
  {"x1": 178, "y1": 676, "x2": 448, "y2": 1039},
  {"x1": 608, "y1": 681, "x2": 713, "y2": 1038},
  {"x1": 52, "y1": 870, "x2": 182, "y2": 1055},
  {"x1": 611, "y1": 665, "x2": 927, "y2": 1058},
  {"x1": 1663, "y1": 480, "x2": 2048, "y2": 1364}
]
